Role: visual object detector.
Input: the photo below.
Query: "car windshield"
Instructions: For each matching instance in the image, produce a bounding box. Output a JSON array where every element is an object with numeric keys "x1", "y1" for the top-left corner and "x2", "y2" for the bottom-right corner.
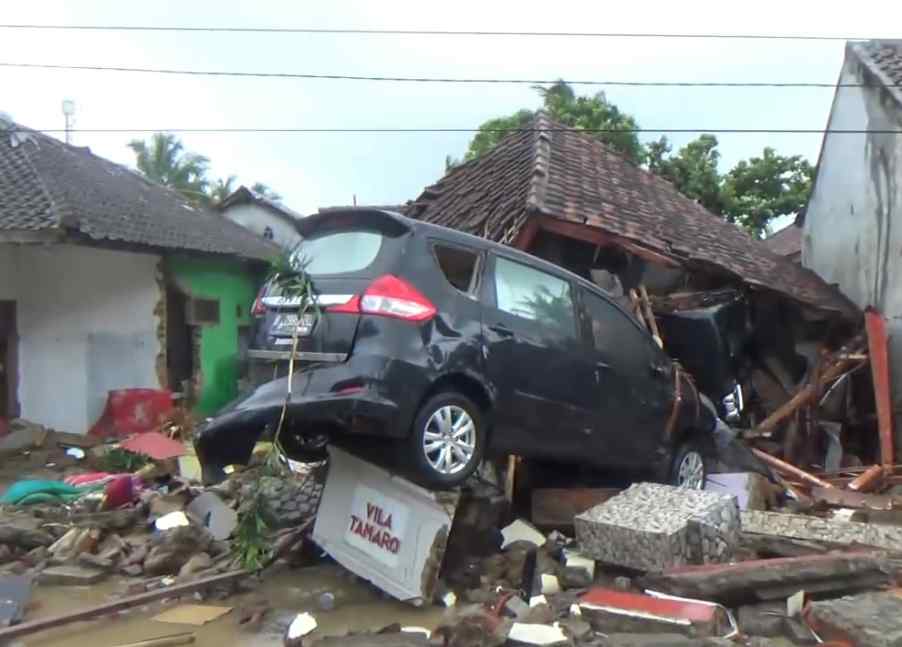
[{"x1": 291, "y1": 230, "x2": 384, "y2": 276}]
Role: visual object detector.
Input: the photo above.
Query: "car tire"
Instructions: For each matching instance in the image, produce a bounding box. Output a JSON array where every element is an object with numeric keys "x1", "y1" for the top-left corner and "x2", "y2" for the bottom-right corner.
[
  {"x1": 669, "y1": 439, "x2": 709, "y2": 490},
  {"x1": 408, "y1": 391, "x2": 485, "y2": 489}
]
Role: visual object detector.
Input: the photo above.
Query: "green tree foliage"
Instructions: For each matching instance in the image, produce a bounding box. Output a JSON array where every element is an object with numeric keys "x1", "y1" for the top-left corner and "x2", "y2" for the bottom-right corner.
[
  {"x1": 128, "y1": 133, "x2": 211, "y2": 204},
  {"x1": 464, "y1": 81, "x2": 643, "y2": 163},
  {"x1": 721, "y1": 148, "x2": 814, "y2": 237},
  {"x1": 209, "y1": 175, "x2": 238, "y2": 204},
  {"x1": 128, "y1": 134, "x2": 282, "y2": 208},
  {"x1": 461, "y1": 82, "x2": 815, "y2": 237},
  {"x1": 649, "y1": 135, "x2": 724, "y2": 216}
]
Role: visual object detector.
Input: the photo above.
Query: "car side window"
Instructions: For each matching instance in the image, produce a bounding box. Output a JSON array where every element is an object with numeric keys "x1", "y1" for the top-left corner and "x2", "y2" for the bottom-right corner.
[
  {"x1": 433, "y1": 243, "x2": 480, "y2": 294},
  {"x1": 582, "y1": 289, "x2": 652, "y2": 356},
  {"x1": 494, "y1": 256, "x2": 576, "y2": 338}
]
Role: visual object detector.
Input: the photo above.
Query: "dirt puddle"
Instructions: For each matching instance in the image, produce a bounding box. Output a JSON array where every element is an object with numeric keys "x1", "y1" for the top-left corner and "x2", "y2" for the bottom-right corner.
[{"x1": 21, "y1": 564, "x2": 443, "y2": 646}]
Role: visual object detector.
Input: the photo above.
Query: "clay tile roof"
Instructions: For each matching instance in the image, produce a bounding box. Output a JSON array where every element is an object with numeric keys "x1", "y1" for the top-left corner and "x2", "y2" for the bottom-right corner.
[
  {"x1": 763, "y1": 223, "x2": 802, "y2": 258},
  {"x1": 407, "y1": 112, "x2": 857, "y2": 317},
  {"x1": 851, "y1": 40, "x2": 902, "y2": 110},
  {"x1": 0, "y1": 118, "x2": 278, "y2": 261}
]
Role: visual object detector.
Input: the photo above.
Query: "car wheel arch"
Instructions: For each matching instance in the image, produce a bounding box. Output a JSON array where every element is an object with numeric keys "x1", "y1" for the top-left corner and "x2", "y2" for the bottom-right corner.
[{"x1": 417, "y1": 372, "x2": 493, "y2": 422}]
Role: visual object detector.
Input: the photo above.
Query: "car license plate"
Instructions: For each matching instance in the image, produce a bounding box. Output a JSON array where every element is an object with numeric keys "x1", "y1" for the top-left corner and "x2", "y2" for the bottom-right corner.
[{"x1": 273, "y1": 313, "x2": 316, "y2": 336}]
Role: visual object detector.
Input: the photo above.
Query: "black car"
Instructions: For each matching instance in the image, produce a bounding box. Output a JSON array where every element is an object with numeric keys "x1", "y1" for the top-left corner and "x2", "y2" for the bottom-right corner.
[{"x1": 196, "y1": 208, "x2": 717, "y2": 488}]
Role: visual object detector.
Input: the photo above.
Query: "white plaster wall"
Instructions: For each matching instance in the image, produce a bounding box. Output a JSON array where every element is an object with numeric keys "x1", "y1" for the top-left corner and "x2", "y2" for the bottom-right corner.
[
  {"x1": 804, "y1": 56, "x2": 902, "y2": 421},
  {"x1": 11, "y1": 244, "x2": 163, "y2": 433},
  {"x1": 221, "y1": 204, "x2": 301, "y2": 250}
]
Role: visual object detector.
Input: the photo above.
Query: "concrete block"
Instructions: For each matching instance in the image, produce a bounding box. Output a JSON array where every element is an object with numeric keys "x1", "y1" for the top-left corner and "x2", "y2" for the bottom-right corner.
[
  {"x1": 40, "y1": 565, "x2": 108, "y2": 586},
  {"x1": 742, "y1": 510, "x2": 902, "y2": 551},
  {"x1": 807, "y1": 591, "x2": 902, "y2": 647},
  {"x1": 574, "y1": 483, "x2": 739, "y2": 572}
]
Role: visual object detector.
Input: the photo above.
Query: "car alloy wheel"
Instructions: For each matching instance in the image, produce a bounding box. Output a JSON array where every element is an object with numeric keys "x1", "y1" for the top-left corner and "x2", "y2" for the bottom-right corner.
[
  {"x1": 422, "y1": 405, "x2": 476, "y2": 475},
  {"x1": 676, "y1": 450, "x2": 706, "y2": 489}
]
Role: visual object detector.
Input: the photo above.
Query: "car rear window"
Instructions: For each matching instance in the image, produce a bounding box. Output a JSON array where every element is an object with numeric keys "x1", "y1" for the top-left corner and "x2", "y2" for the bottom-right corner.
[{"x1": 294, "y1": 230, "x2": 383, "y2": 276}]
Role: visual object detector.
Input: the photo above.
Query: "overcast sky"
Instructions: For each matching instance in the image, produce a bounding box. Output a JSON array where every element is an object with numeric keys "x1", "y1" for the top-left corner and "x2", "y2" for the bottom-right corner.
[{"x1": 1, "y1": 1, "x2": 898, "y2": 218}]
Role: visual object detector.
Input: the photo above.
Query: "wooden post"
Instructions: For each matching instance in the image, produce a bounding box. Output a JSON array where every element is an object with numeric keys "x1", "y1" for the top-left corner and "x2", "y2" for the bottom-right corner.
[
  {"x1": 866, "y1": 308, "x2": 895, "y2": 466},
  {"x1": 847, "y1": 464, "x2": 885, "y2": 493},
  {"x1": 751, "y1": 448, "x2": 834, "y2": 489},
  {"x1": 639, "y1": 285, "x2": 663, "y2": 348}
]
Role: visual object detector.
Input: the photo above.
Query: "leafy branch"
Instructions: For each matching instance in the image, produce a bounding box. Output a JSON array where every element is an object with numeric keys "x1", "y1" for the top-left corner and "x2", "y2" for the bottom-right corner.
[{"x1": 233, "y1": 248, "x2": 321, "y2": 570}]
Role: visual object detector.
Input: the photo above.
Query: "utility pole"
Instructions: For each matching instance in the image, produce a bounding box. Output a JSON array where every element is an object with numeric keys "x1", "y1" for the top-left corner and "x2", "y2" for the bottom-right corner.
[{"x1": 61, "y1": 99, "x2": 75, "y2": 144}]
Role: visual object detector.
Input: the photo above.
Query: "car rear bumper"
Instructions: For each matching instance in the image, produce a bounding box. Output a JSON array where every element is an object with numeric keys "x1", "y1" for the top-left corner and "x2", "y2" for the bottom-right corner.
[{"x1": 195, "y1": 357, "x2": 421, "y2": 472}]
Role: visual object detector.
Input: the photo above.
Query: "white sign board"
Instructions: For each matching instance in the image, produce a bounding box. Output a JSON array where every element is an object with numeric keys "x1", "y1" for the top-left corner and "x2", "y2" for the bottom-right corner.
[{"x1": 344, "y1": 485, "x2": 409, "y2": 567}]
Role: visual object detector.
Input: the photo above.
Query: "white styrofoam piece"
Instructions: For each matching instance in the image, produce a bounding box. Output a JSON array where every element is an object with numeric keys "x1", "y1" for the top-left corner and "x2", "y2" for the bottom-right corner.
[
  {"x1": 501, "y1": 519, "x2": 546, "y2": 549},
  {"x1": 287, "y1": 612, "x2": 317, "y2": 639},
  {"x1": 508, "y1": 622, "x2": 568, "y2": 645}
]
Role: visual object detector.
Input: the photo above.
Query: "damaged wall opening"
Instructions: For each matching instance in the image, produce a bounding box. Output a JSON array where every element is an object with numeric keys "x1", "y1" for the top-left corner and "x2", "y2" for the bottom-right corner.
[
  {"x1": 0, "y1": 300, "x2": 18, "y2": 420},
  {"x1": 165, "y1": 286, "x2": 196, "y2": 403}
]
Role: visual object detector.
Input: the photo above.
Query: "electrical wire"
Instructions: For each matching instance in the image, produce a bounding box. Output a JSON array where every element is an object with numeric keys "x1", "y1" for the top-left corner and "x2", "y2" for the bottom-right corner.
[
  {"x1": 0, "y1": 24, "x2": 875, "y2": 40},
  {"x1": 30, "y1": 127, "x2": 902, "y2": 135},
  {"x1": 0, "y1": 61, "x2": 885, "y2": 88}
]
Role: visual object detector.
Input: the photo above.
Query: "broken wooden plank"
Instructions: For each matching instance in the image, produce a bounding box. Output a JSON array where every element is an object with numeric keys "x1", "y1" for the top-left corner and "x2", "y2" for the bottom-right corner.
[
  {"x1": 531, "y1": 488, "x2": 621, "y2": 528},
  {"x1": 0, "y1": 570, "x2": 245, "y2": 641},
  {"x1": 811, "y1": 487, "x2": 898, "y2": 511},
  {"x1": 639, "y1": 552, "x2": 890, "y2": 606},
  {"x1": 639, "y1": 285, "x2": 663, "y2": 348},
  {"x1": 751, "y1": 448, "x2": 834, "y2": 489},
  {"x1": 866, "y1": 308, "x2": 895, "y2": 466},
  {"x1": 755, "y1": 349, "x2": 865, "y2": 436},
  {"x1": 847, "y1": 465, "x2": 886, "y2": 493}
]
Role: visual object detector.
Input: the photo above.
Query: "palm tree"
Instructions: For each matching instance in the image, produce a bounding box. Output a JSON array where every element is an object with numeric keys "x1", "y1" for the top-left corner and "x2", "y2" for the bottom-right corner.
[
  {"x1": 209, "y1": 175, "x2": 238, "y2": 205},
  {"x1": 250, "y1": 182, "x2": 282, "y2": 203},
  {"x1": 128, "y1": 133, "x2": 210, "y2": 204}
]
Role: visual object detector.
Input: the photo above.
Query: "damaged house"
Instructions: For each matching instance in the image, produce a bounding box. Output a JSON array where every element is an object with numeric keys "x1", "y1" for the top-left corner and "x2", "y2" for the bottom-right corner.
[
  {"x1": 803, "y1": 40, "x2": 902, "y2": 446},
  {"x1": 217, "y1": 184, "x2": 303, "y2": 250},
  {"x1": 0, "y1": 117, "x2": 277, "y2": 435},
  {"x1": 407, "y1": 112, "x2": 879, "y2": 473}
]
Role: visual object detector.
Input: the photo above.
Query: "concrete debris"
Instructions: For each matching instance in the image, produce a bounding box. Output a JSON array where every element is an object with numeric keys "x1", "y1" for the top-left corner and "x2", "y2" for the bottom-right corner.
[
  {"x1": 579, "y1": 588, "x2": 737, "y2": 639},
  {"x1": 39, "y1": 564, "x2": 108, "y2": 586},
  {"x1": 638, "y1": 551, "x2": 891, "y2": 605},
  {"x1": 574, "y1": 483, "x2": 739, "y2": 572},
  {"x1": 742, "y1": 509, "x2": 902, "y2": 551},
  {"x1": 806, "y1": 590, "x2": 902, "y2": 647},
  {"x1": 562, "y1": 550, "x2": 595, "y2": 580},
  {"x1": 501, "y1": 519, "x2": 546, "y2": 550},
  {"x1": 186, "y1": 492, "x2": 237, "y2": 541}
]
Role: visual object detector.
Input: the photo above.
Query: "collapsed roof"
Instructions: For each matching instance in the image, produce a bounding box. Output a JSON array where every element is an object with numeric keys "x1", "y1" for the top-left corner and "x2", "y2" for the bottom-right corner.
[{"x1": 407, "y1": 112, "x2": 857, "y2": 318}]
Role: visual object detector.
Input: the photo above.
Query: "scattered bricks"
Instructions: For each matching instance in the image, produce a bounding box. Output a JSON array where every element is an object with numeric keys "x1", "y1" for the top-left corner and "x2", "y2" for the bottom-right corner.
[
  {"x1": 639, "y1": 552, "x2": 890, "y2": 605},
  {"x1": 40, "y1": 564, "x2": 108, "y2": 586},
  {"x1": 806, "y1": 591, "x2": 902, "y2": 647},
  {"x1": 574, "y1": 483, "x2": 739, "y2": 572},
  {"x1": 742, "y1": 510, "x2": 902, "y2": 551}
]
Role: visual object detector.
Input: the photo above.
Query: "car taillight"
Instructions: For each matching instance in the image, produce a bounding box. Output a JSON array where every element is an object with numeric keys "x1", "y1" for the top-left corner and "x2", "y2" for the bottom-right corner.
[
  {"x1": 251, "y1": 286, "x2": 267, "y2": 317},
  {"x1": 326, "y1": 275, "x2": 436, "y2": 322}
]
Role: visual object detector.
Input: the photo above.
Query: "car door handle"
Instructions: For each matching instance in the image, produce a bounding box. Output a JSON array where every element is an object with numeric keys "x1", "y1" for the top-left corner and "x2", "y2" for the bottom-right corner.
[
  {"x1": 489, "y1": 324, "x2": 515, "y2": 338},
  {"x1": 596, "y1": 361, "x2": 610, "y2": 370}
]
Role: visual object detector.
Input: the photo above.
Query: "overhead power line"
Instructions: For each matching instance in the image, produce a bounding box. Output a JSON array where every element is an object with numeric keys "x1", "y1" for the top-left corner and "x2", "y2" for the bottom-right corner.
[
  {"x1": 0, "y1": 24, "x2": 873, "y2": 41},
  {"x1": 0, "y1": 61, "x2": 879, "y2": 88},
  {"x1": 31, "y1": 127, "x2": 902, "y2": 135}
]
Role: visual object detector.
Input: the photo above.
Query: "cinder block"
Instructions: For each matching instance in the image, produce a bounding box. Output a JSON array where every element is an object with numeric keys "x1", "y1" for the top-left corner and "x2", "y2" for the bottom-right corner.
[{"x1": 574, "y1": 483, "x2": 739, "y2": 572}]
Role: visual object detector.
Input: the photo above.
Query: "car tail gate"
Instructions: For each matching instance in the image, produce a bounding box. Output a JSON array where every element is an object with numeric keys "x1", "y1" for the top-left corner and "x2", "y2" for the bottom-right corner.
[{"x1": 261, "y1": 210, "x2": 419, "y2": 359}]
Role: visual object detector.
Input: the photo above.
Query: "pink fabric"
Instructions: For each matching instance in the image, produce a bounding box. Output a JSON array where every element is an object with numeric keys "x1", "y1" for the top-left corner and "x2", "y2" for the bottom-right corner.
[{"x1": 120, "y1": 431, "x2": 185, "y2": 461}]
